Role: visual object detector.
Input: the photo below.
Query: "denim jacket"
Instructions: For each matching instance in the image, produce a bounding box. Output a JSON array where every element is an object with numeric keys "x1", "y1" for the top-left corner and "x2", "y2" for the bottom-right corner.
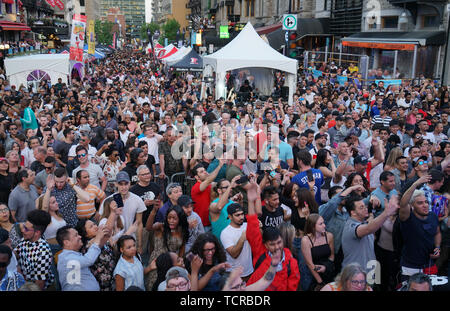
[{"x1": 319, "y1": 194, "x2": 349, "y2": 253}]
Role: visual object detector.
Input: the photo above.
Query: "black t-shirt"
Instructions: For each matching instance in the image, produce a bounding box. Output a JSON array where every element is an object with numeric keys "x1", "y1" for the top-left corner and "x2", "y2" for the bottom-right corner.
[
  {"x1": 291, "y1": 208, "x2": 307, "y2": 232},
  {"x1": 53, "y1": 140, "x2": 74, "y2": 165},
  {"x1": 259, "y1": 205, "x2": 284, "y2": 231},
  {"x1": 0, "y1": 173, "x2": 13, "y2": 204},
  {"x1": 400, "y1": 211, "x2": 439, "y2": 269},
  {"x1": 130, "y1": 182, "x2": 162, "y2": 226},
  {"x1": 30, "y1": 161, "x2": 45, "y2": 174},
  {"x1": 122, "y1": 163, "x2": 138, "y2": 185}
]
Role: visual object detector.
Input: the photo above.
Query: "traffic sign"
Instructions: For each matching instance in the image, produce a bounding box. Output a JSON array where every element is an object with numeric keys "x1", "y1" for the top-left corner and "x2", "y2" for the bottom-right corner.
[{"x1": 283, "y1": 14, "x2": 297, "y2": 31}]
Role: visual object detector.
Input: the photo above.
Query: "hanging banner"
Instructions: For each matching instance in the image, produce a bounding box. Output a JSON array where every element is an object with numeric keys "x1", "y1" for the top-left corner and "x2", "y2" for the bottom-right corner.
[
  {"x1": 112, "y1": 32, "x2": 116, "y2": 49},
  {"x1": 46, "y1": 0, "x2": 56, "y2": 7},
  {"x1": 196, "y1": 33, "x2": 202, "y2": 46},
  {"x1": 55, "y1": 0, "x2": 64, "y2": 10},
  {"x1": 69, "y1": 14, "x2": 87, "y2": 62},
  {"x1": 219, "y1": 25, "x2": 229, "y2": 39},
  {"x1": 87, "y1": 20, "x2": 95, "y2": 55}
]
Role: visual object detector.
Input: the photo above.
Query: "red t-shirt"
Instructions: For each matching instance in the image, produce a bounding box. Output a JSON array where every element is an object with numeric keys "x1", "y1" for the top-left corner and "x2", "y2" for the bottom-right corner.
[{"x1": 191, "y1": 182, "x2": 212, "y2": 227}]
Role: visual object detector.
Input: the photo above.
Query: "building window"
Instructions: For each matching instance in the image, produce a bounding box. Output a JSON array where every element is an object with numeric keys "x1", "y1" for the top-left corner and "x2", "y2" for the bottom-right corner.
[
  {"x1": 382, "y1": 16, "x2": 398, "y2": 29},
  {"x1": 324, "y1": 0, "x2": 327, "y2": 11},
  {"x1": 5, "y1": 4, "x2": 12, "y2": 14},
  {"x1": 227, "y1": 5, "x2": 233, "y2": 15},
  {"x1": 422, "y1": 15, "x2": 439, "y2": 28},
  {"x1": 80, "y1": 0, "x2": 85, "y2": 6},
  {"x1": 246, "y1": 0, "x2": 254, "y2": 17}
]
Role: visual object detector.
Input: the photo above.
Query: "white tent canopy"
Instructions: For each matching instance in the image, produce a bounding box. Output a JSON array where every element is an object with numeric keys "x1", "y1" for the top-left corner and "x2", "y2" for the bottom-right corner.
[
  {"x1": 5, "y1": 54, "x2": 70, "y2": 89},
  {"x1": 203, "y1": 22, "x2": 297, "y2": 105},
  {"x1": 164, "y1": 46, "x2": 192, "y2": 66}
]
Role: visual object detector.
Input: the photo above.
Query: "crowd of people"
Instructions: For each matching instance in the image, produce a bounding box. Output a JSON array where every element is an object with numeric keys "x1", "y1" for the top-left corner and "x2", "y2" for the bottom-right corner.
[{"x1": 0, "y1": 46, "x2": 449, "y2": 292}]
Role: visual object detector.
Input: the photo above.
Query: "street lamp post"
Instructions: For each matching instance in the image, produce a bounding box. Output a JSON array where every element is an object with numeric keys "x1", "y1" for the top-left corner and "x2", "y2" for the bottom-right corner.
[{"x1": 147, "y1": 28, "x2": 156, "y2": 63}]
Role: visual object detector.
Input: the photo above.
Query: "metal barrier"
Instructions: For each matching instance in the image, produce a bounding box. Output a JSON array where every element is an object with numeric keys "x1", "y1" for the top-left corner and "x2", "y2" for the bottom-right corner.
[
  {"x1": 169, "y1": 172, "x2": 197, "y2": 196},
  {"x1": 154, "y1": 176, "x2": 169, "y2": 201}
]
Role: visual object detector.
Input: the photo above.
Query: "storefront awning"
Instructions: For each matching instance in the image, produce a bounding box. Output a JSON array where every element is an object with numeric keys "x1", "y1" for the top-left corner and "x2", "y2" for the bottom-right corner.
[
  {"x1": 342, "y1": 31, "x2": 446, "y2": 50},
  {"x1": 265, "y1": 18, "x2": 330, "y2": 50},
  {"x1": 0, "y1": 21, "x2": 31, "y2": 31},
  {"x1": 256, "y1": 23, "x2": 282, "y2": 35}
]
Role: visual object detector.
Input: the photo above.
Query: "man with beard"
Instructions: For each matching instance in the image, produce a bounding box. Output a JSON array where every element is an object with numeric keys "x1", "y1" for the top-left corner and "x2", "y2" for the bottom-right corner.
[
  {"x1": 220, "y1": 203, "x2": 254, "y2": 281},
  {"x1": 310, "y1": 133, "x2": 328, "y2": 163},
  {"x1": 97, "y1": 127, "x2": 125, "y2": 161}
]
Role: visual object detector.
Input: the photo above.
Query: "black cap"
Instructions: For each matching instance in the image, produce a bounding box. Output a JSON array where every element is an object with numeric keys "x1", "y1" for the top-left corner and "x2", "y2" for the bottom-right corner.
[
  {"x1": 336, "y1": 115, "x2": 344, "y2": 121},
  {"x1": 177, "y1": 195, "x2": 194, "y2": 207},
  {"x1": 227, "y1": 203, "x2": 244, "y2": 216},
  {"x1": 315, "y1": 133, "x2": 326, "y2": 140},
  {"x1": 405, "y1": 124, "x2": 415, "y2": 131},
  {"x1": 354, "y1": 155, "x2": 369, "y2": 165}
]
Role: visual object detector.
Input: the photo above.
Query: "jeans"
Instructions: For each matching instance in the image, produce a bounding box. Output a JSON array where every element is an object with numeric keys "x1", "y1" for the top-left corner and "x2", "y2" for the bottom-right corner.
[{"x1": 293, "y1": 237, "x2": 313, "y2": 291}]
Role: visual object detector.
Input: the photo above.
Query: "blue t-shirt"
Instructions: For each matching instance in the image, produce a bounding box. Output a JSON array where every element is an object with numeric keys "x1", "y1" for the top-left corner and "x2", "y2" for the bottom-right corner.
[
  {"x1": 264, "y1": 141, "x2": 294, "y2": 163},
  {"x1": 291, "y1": 168, "x2": 324, "y2": 205},
  {"x1": 210, "y1": 198, "x2": 232, "y2": 241}
]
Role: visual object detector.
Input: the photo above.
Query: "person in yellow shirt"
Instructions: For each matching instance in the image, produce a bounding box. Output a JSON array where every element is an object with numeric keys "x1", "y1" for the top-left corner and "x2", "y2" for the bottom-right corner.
[{"x1": 348, "y1": 63, "x2": 359, "y2": 74}]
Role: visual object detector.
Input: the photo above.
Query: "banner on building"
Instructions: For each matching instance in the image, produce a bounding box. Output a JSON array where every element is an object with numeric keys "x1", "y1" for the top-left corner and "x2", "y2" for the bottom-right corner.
[
  {"x1": 375, "y1": 79, "x2": 402, "y2": 87},
  {"x1": 196, "y1": 33, "x2": 202, "y2": 46},
  {"x1": 69, "y1": 14, "x2": 87, "y2": 62},
  {"x1": 87, "y1": 20, "x2": 95, "y2": 55},
  {"x1": 55, "y1": 0, "x2": 64, "y2": 10},
  {"x1": 219, "y1": 25, "x2": 229, "y2": 39},
  {"x1": 112, "y1": 32, "x2": 116, "y2": 49},
  {"x1": 46, "y1": 0, "x2": 56, "y2": 7}
]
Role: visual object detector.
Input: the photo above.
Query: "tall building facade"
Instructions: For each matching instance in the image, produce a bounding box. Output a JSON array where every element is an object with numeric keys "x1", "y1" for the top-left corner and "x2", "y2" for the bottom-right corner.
[
  {"x1": 152, "y1": 0, "x2": 190, "y2": 30},
  {"x1": 101, "y1": 0, "x2": 145, "y2": 37}
]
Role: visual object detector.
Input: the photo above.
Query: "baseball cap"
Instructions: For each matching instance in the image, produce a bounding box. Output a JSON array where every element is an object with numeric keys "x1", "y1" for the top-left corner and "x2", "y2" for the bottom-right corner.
[
  {"x1": 165, "y1": 267, "x2": 190, "y2": 283},
  {"x1": 227, "y1": 203, "x2": 244, "y2": 216},
  {"x1": 354, "y1": 155, "x2": 369, "y2": 165},
  {"x1": 177, "y1": 195, "x2": 194, "y2": 207},
  {"x1": 62, "y1": 116, "x2": 71, "y2": 122},
  {"x1": 0, "y1": 157, "x2": 8, "y2": 163},
  {"x1": 315, "y1": 133, "x2": 326, "y2": 140},
  {"x1": 116, "y1": 171, "x2": 130, "y2": 183},
  {"x1": 336, "y1": 115, "x2": 344, "y2": 121}
]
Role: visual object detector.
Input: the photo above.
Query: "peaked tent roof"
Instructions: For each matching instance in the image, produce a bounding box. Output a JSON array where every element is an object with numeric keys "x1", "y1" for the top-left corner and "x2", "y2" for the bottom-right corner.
[
  {"x1": 163, "y1": 46, "x2": 191, "y2": 64},
  {"x1": 203, "y1": 22, "x2": 297, "y2": 75},
  {"x1": 170, "y1": 48, "x2": 203, "y2": 71}
]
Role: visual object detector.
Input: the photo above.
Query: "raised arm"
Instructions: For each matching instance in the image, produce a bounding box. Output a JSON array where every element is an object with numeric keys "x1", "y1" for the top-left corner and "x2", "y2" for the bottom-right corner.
[
  {"x1": 356, "y1": 196, "x2": 400, "y2": 238},
  {"x1": 399, "y1": 174, "x2": 431, "y2": 221},
  {"x1": 200, "y1": 159, "x2": 225, "y2": 192}
]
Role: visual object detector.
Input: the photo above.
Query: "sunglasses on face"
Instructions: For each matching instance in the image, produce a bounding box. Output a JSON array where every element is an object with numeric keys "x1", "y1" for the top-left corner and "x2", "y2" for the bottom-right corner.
[{"x1": 77, "y1": 153, "x2": 87, "y2": 158}]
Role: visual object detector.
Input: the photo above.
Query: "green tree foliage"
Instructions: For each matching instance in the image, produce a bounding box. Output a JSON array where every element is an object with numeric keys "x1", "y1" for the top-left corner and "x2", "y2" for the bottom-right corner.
[
  {"x1": 94, "y1": 20, "x2": 115, "y2": 45},
  {"x1": 162, "y1": 19, "x2": 181, "y2": 42},
  {"x1": 140, "y1": 22, "x2": 160, "y2": 41}
]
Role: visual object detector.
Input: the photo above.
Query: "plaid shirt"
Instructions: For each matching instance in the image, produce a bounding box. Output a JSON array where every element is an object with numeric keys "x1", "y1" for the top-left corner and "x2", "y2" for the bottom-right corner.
[{"x1": 14, "y1": 238, "x2": 54, "y2": 289}]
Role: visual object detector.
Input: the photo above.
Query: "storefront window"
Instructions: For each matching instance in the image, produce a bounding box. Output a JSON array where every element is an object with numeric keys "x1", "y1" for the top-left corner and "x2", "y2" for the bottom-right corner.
[
  {"x1": 416, "y1": 46, "x2": 438, "y2": 79},
  {"x1": 396, "y1": 50, "x2": 413, "y2": 78}
]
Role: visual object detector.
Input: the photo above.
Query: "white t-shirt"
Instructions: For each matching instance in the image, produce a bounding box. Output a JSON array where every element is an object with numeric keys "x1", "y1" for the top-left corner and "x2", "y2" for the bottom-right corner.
[
  {"x1": 140, "y1": 135, "x2": 161, "y2": 164},
  {"x1": 220, "y1": 223, "x2": 254, "y2": 277},
  {"x1": 119, "y1": 130, "x2": 131, "y2": 145},
  {"x1": 68, "y1": 144, "x2": 98, "y2": 159},
  {"x1": 72, "y1": 163, "x2": 105, "y2": 189},
  {"x1": 99, "y1": 192, "x2": 147, "y2": 238}
]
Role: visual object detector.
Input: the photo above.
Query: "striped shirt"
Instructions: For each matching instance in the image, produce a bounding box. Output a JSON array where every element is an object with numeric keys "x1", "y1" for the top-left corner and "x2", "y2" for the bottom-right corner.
[
  {"x1": 76, "y1": 184, "x2": 106, "y2": 219},
  {"x1": 371, "y1": 115, "x2": 392, "y2": 128}
]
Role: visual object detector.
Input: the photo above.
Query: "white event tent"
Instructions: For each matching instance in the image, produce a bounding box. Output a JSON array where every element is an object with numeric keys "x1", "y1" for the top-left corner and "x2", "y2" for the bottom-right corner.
[
  {"x1": 4, "y1": 53, "x2": 70, "y2": 89},
  {"x1": 203, "y1": 22, "x2": 298, "y2": 105},
  {"x1": 163, "y1": 46, "x2": 192, "y2": 66}
]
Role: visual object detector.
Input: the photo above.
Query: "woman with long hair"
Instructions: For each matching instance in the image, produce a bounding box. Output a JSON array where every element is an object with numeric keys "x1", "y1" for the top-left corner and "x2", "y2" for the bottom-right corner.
[
  {"x1": 0, "y1": 157, "x2": 13, "y2": 203},
  {"x1": 75, "y1": 218, "x2": 118, "y2": 291},
  {"x1": 38, "y1": 195, "x2": 66, "y2": 254},
  {"x1": 0, "y1": 204, "x2": 21, "y2": 249},
  {"x1": 343, "y1": 172, "x2": 370, "y2": 197},
  {"x1": 384, "y1": 147, "x2": 403, "y2": 172},
  {"x1": 150, "y1": 251, "x2": 186, "y2": 291},
  {"x1": 321, "y1": 263, "x2": 373, "y2": 291},
  {"x1": 102, "y1": 147, "x2": 124, "y2": 196},
  {"x1": 291, "y1": 188, "x2": 318, "y2": 238},
  {"x1": 315, "y1": 149, "x2": 336, "y2": 203},
  {"x1": 187, "y1": 232, "x2": 230, "y2": 291},
  {"x1": 145, "y1": 204, "x2": 189, "y2": 291},
  {"x1": 301, "y1": 213, "x2": 335, "y2": 291}
]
